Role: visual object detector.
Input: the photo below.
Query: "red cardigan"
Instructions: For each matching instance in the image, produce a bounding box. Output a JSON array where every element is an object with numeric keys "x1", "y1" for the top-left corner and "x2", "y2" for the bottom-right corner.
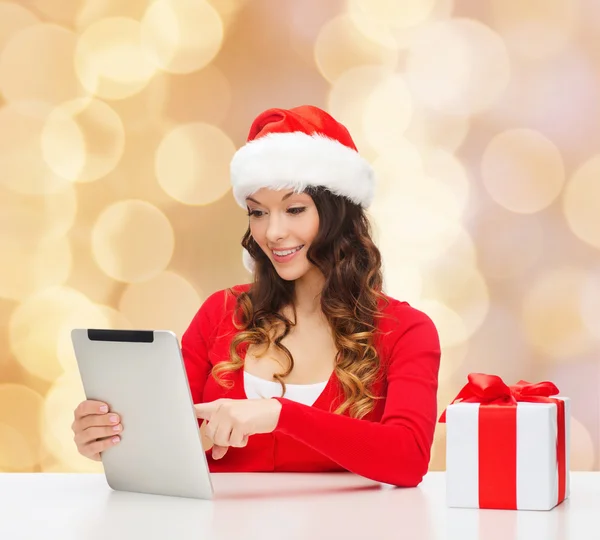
[{"x1": 181, "y1": 283, "x2": 441, "y2": 487}]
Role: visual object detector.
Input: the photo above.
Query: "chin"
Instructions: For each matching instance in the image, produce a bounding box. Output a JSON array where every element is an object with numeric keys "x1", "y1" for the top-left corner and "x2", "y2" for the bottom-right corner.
[
  {"x1": 275, "y1": 269, "x2": 307, "y2": 282},
  {"x1": 272, "y1": 261, "x2": 311, "y2": 281}
]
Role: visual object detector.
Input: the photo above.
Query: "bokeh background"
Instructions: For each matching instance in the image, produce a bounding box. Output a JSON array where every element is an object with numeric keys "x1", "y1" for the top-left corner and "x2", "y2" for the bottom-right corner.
[{"x1": 0, "y1": 0, "x2": 599, "y2": 474}]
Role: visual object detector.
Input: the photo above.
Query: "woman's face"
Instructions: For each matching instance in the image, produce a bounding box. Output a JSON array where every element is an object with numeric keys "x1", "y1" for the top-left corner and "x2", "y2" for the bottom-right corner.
[{"x1": 246, "y1": 188, "x2": 320, "y2": 281}]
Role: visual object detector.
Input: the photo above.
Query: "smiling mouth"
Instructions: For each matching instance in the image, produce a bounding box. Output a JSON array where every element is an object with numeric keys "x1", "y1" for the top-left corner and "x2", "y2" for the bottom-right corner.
[{"x1": 272, "y1": 245, "x2": 304, "y2": 256}]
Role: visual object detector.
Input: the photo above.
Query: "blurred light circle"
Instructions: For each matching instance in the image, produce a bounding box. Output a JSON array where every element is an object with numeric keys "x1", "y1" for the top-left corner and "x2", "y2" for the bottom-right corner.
[
  {"x1": 0, "y1": 384, "x2": 45, "y2": 470},
  {"x1": 422, "y1": 261, "x2": 490, "y2": 339},
  {"x1": 381, "y1": 261, "x2": 423, "y2": 305},
  {"x1": 405, "y1": 106, "x2": 470, "y2": 152},
  {"x1": 75, "y1": 17, "x2": 157, "y2": 100},
  {"x1": 43, "y1": 105, "x2": 85, "y2": 184},
  {"x1": 368, "y1": 146, "x2": 423, "y2": 214},
  {"x1": 328, "y1": 65, "x2": 392, "y2": 162},
  {"x1": 56, "y1": 308, "x2": 115, "y2": 374},
  {"x1": 342, "y1": 7, "x2": 397, "y2": 51},
  {"x1": 363, "y1": 74, "x2": 413, "y2": 155},
  {"x1": 434, "y1": 226, "x2": 478, "y2": 268},
  {"x1": 41, "y1": 98, "x2": 125, "y2": 183},
  {"x1": 156, "y1": 123, "x2": 235, "y2": 205},
  {"x1": 0, "y1": 181, "x2": 77, "y2": 240},
  {"x1": 581, "y1": 268, "x2": 600, "y2": 340},
  {"x1": 56, "y1": 305, "x2": 133, "y2": 373},
  {"x1": 66, "y1": 235, "x2": 121, "y2": 307},
  {"x1": 0, "y1": 424, "x2": 34, "y2": 472},
  {"x1": 349, "y1": 0, "x2": 436, "y2": 29},
  {"x1": 119, "y1": 271, "x2": 202, "y2": 339},
  {"x1": 98, "y1": 306, "x2": 134, "y2": 330},
  {"x1": 9, "y1": 286, "x2": 108, "y2": 381},
  {"x1": 0, "y1": 23, "x2": 85, "y2": 105},
  {"x1": 422, "y1": 148, "x2": 470, "y2": 214},
  {"x1": 42, "y1": 371, "x2": 103, "y2": 472},
  {"x1": 100, "y1": 139, "x2": 179, "y2": 219},
  {"x1": 91, "y1": 200, "x2": 175, "y2": 283},
  {"x1": 370, "y1": 154, "x2": 464, "y2": 264},
  {"x1": 522, "y1": 267, "x2": 594, "y2": 360},
  {"x1": 406, "y1": 18, "x2": 510, "y2": 115},
  {"x1": 27, "y1": 0, "x2": 83, "y2": 27},
  {"x1": 314, "y1": 14, "x2": 398, "y2": 84},
  {"x1": 464, "y1": 306, "x2": 530, "y2": 386},
  {"x1": 570, "y1": 417, "x2": 595, "y2": 471},
  {"x1": 161, "y1": 65, "x2": 231, "y2": 125},
  {"x1": 75, "y1": 0, "x2": 155, "y2": 29},
  {"x1": 0, "y1": 235, "x2": 72, "y2": 302},
  {"x1": 486, "y1": 48, "x2": 599, "y2": 159},
  {"x1": 482, "y1": 128, "x2": 565, "y2": 214},
  {"x1": 141, "y1": 0, "x2": 224, "y2": 74},
  {"x1": 375, "y1": 193, "x2": 463, "y2": 264},
  {"x1": 0, "y1": 2, "x2": 39, "y2": 52},
  {"x1": 475, "y1": 209, "x2": 544, "y2": 281},
  {"x1": 563, "y1": 155, "x2": 600, "y2": 250},
  {"x1": 437, "y1": 342, "x2": 469, "y2": 384},
  {"x1": 0, "y1": 101, "x2": 71, "y2": 195},
  {"x1": 106, "y1": 69, "x2": 167, "y2": 132},
  {"x1": 347, "y1": 0, "x2": 454, "y2": 50},
  {"x1": 208, "y1": 0, "x2": 250, "y2": 21},
  {"x1": 414, "y1": 299, "x2": 468, "y2": 348},
  {"x1": 490, "y1": 0, "x2": 578, "y2": 60}
]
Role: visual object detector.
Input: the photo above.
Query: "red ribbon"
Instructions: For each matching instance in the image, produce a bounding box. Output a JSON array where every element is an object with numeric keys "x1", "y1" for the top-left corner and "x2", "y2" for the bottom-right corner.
[{"x1": 440, "y1": 373, "x2": 566, "y2": 509}]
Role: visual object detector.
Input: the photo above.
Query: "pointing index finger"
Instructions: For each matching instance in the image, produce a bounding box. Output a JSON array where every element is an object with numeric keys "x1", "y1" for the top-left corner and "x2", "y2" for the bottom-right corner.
[{"x1": 194, "y1": 401, "x2": 219, "y2": 420}]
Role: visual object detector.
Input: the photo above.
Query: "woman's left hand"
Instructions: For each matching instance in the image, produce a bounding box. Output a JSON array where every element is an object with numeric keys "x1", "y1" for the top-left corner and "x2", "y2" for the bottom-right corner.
[{"x1": 194, "y1": 398, "x2": 282, "y2": 460}]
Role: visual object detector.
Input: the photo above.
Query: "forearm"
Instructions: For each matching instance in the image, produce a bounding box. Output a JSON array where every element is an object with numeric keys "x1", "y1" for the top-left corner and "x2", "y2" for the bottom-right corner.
[{"x1": 273, "y1": 398, "x2": 431, "y2": 487}]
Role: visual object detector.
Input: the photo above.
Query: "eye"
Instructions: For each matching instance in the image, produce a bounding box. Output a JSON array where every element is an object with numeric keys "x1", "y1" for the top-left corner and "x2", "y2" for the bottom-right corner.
[
  {"x1": 246, "y1": 209, "x2": 264, "y2": 218},
  {"x1": 288, "y1": 207, "x2": 306, "y2": 215}
]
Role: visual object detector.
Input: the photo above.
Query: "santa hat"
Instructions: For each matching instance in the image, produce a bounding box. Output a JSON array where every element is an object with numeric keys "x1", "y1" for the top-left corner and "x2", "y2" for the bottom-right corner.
[{"x1": 230, "y1": 105, "x2": 375, "y2": 272}]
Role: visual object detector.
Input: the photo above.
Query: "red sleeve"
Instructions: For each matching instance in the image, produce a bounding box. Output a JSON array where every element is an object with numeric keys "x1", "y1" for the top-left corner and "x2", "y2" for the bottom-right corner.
[
  {"x1": 181, "y1": 289, "x2": 227, "y2": 404},
  {"x1": 273, "y1": 305, "x2": 441, "y2": 487}
]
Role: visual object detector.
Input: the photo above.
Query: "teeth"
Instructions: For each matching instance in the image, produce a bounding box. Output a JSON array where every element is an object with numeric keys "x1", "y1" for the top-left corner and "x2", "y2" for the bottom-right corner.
[{"x1": 273, "y1": 246, "x2": 302, "y2": 256}]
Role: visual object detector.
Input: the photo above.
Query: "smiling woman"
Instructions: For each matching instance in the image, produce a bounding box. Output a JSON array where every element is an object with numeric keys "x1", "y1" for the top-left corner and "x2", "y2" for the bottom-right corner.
[{"x1": 71, "y1": 105, "x2": 441, "y2": 487}]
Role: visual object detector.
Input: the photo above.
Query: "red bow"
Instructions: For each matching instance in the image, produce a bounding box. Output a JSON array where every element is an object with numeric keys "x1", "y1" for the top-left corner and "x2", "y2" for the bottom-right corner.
[{"x1": 439, "y1": 373, "x2": 559, "y2": 422}]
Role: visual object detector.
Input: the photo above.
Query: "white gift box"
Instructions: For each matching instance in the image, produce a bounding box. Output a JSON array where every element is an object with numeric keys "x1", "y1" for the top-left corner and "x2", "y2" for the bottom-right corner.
[{"x1": 445, "y1": 398, "x2": 571, "y2": 510}]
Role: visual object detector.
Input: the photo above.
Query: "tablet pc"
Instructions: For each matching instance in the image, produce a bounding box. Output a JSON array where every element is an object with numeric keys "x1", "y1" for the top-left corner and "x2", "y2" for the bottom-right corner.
[{"x1": 71, "y1": 329, "x2": 213, "y2": 500}]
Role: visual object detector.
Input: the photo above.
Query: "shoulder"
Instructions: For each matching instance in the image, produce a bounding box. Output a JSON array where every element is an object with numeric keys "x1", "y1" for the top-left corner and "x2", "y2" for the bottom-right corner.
[
  {"x1": 375, "y1": 292, "x2": 440, "y2": 353},
  {"x1": 377, "y1": 292, "x2": 436, "y2": 329},
  {"x1": 200, "y1": 282, "x2": 252, "y2": 316},
  {"x1": 185, "y1": 283, "x2": 252, "y2": 336}
]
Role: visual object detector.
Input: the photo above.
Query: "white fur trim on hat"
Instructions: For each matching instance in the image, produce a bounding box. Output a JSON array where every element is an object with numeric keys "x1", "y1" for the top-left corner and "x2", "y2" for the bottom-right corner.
[
  {"x1": 242, "y1": 248, "x2": 255, "y2": 273},
  {"x1": 230, "y1": 132, "x2": 375, "y2": 209}
]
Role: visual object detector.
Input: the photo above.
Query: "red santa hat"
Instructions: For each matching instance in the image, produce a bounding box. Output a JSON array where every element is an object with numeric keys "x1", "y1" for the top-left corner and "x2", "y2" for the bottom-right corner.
[{"x1": 230, "y1": 105, "x2": 375, "y2": 272}]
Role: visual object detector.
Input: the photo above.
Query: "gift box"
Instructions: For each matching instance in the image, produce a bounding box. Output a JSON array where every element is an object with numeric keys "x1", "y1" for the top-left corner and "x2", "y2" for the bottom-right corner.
[{"x1": 441, "y1": 373, "x2": 570, "y2": 511}]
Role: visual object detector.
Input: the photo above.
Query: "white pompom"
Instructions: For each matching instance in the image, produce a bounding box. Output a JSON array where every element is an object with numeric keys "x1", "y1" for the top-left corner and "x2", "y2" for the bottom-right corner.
[{"x1": 242, "y1": 248, "x2": 255, "y2": 273}]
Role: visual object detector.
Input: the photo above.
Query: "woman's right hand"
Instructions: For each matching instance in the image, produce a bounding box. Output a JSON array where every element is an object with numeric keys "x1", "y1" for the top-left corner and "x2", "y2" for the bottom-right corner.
[{"x1": 72, "y1": 400, "x2": 123, "y2": 461}]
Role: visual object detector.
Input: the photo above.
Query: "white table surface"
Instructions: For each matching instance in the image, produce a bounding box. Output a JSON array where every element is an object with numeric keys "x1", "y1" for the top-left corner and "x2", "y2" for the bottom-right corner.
[{"x1": 0, "y1": 472, "x2": 598, "y2": 540}]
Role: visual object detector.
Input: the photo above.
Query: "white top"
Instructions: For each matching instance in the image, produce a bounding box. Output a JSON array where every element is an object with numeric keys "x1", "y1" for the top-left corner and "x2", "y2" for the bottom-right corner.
[
  {"x1": 243, "y1": 370, "x2": 327, "y2": 406},
  {"x1": 1, "y1": 472, "x2": 598, "y2": 539}
]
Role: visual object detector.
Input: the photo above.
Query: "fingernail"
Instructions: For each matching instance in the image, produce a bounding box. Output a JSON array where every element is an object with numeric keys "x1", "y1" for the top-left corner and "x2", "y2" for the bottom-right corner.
[
  {"x1": 112, "y1": 424, "x2": 121, "y2": 431},
  {"x1": 99, "y1": 405, "x2": 108, "y2": 413},
  {"x1": 112, "y1": 436, "x2": 120, "y2": 444},
  {"x1": 109, "y1": 415, "x2": 118, "y2": 423}
]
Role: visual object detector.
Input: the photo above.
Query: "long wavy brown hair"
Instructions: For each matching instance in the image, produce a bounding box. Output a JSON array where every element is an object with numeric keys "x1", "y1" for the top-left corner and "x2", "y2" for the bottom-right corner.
[{"x1": 212, "y1": 186, "x2": 391, "y2": 419}]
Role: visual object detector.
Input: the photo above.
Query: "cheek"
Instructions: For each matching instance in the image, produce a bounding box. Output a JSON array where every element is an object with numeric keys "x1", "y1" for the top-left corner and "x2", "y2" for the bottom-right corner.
[
  {"x1": 249, "y1": 223, "x2": 267, "y2": 245},
  {"x1": 305, "y1": 215, "x2": 319, "y2": 242}
]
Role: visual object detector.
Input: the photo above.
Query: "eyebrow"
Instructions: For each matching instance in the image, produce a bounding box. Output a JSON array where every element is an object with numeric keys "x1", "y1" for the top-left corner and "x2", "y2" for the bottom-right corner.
[{"x1": 246, "y1": 191, "x2": 297, "y2": 205}]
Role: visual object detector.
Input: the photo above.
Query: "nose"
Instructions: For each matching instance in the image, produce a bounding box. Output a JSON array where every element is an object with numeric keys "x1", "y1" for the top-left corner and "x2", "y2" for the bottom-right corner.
[{"x1": 265, "y1": 212, "x2": 287, "y2": 244}]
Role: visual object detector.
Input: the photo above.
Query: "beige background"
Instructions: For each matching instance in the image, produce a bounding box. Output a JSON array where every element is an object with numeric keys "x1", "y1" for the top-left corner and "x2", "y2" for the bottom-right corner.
[{"x1": 0, "y1": 0, "x2": 599, "y2": 474}]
